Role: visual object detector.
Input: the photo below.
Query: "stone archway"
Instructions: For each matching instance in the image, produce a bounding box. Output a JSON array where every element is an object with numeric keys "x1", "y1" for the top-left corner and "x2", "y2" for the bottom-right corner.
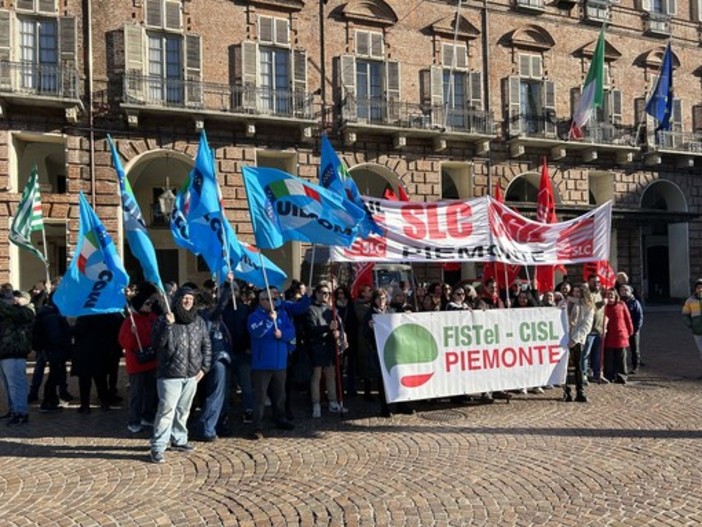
[
  {"x1": 505, "y1": 172, "x2": 563, "y2": 205},
  {"x1": 122, "y1": 149, "x2": 196, "y2": 286},
  {"x1": 348, "y1": 162, "x2": 404, "y2": 198},
  {"x1": 640, "y1": 180, "x2": 689, "y2": 300}
]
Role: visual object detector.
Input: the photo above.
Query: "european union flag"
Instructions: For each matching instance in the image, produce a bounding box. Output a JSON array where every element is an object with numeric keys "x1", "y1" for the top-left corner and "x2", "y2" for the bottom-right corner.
[
  {"x1": 108, "y1": 135, "x2": 163, "y2": 291},
  {"x1": 53, "y1": 192, "x2": 130, "y2": 316},
  {"x1": 320, "y1": 133, "x2": 382, "y2": 239},
  {"x1": 186, "y1": 131, "x2": 242, "y2": 278},
  {"x1": 242, "y1": 166, "x2": 365, "y2": 249},
  {"x1": 645, "y1": 43, "x2": 673, "y2": 132}
]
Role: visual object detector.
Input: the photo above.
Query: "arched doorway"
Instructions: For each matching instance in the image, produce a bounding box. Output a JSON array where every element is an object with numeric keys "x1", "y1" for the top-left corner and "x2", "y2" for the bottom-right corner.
[
  {"x1": 124, "y1": 150, "x2": 195, "y2": 286},
  {"x1": 505, "y1": 172, "x2": 563, "y2": 205},
  {"x1": 640, "y1": 180, "x2": 689, "y2": 300},
  {"x1": 348, "y1": 162, "x2": 401, "y2": 198}
]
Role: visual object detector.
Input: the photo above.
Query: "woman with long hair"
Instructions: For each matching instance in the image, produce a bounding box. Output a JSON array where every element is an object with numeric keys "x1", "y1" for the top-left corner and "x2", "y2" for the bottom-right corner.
[
  {"x1": 564, "y1": 284, "x2": 595, "y2": 403},
  {"x1": 603, "y1": 288, "x2": 634, "y2": 384}
]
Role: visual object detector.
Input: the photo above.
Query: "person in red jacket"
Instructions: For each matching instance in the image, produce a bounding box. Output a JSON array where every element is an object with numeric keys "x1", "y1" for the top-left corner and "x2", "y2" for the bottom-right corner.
[
  {"x1": 603, "y1": 288, "x2": 634, "y2": 385},
  {"x1": 118, "y1": 286, "x2": 159, "y2": 434}
]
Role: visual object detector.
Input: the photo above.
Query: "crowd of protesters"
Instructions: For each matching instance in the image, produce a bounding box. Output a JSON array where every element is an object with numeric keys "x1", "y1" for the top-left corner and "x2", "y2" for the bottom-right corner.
[{"x1": 0, "y1": 268, "x2": 659, "y2": 463}]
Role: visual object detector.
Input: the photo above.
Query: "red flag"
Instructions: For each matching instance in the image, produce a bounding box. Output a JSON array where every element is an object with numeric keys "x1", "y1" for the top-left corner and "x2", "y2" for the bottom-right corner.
[
  {"x1": 383, "y1": 183, "x2": 409, "y2": 202},
  {"x1": 583, "y1": 261, "x2": 616, "y2": 288},
  {"x1": 535, "y1": 158, "x2": 557, "y2": 293},
  {"x1": 485, "y1": 181, "x2": 521, "y2": 288},
  {"x1": 351, "y1": 262, "x2": 374, "y2": 299}
]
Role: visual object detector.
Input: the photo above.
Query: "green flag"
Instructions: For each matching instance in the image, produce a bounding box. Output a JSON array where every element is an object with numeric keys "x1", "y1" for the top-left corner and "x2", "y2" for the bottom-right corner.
[{"x1": 10, "y1": 167, "x2": 46, "y2": 263}]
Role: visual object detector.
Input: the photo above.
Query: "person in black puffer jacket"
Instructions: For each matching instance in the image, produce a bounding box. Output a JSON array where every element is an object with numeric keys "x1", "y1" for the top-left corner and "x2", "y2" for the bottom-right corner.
[{"x1": 149, "y1": 287, "x2": 212, "y2": 464}]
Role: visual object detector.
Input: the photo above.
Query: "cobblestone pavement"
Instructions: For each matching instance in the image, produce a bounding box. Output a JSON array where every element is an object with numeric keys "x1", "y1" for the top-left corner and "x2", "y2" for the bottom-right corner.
[{"x1": 1, "y1": 309, "x2": 702, "y2": 526}]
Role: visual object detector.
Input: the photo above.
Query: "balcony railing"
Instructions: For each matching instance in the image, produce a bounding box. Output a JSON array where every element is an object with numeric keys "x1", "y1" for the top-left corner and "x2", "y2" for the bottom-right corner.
[
  {"x1": 0, "y1": 61, "x2": 80, "y2": 100},
  {"x1": 341, "y1": 96, "x2": 494, "y2": 135},
  {"x1": 122, "y1": 73, "x2": 315, "y2": 120},
  {"x1": 507, "y1": 112, "x2": 558, "y2": 138},
  {"x1": 584, "y1": 0, "x2": 610, "y2": 22},
  {"x1": 655, "y1": 131, "x2": 702, "y2": 153},
  {"x1": 575, "y1": 123, "x2": 637, "y2": 146},
  {"x1": 645, "y1": 12, "x2": 671, "y2": 36}
]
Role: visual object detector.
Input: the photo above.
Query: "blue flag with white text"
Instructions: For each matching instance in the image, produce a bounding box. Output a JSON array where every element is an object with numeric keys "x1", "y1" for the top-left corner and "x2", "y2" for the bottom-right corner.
[
  {"x1": 108, "y1": 135, "x2": 163, "y2": 291},
  {"x1": 242, "y1": 166, "x2": 365, "y2": 249},
  {"x1": 320, "y1": 133, "x2": 381, "y2": 239},
  {"x1": 645, "y1": 43, "x2": 674, "y2": 132},
  {"x1": 234, "y1": 241, "x2": 286, "y2": 288},
  {"x1": 186, "y1": 131, "x2": 242, "y2": 277},
  {"x1": 53, "y1": 192, "x2": 130, "y2": 316}
]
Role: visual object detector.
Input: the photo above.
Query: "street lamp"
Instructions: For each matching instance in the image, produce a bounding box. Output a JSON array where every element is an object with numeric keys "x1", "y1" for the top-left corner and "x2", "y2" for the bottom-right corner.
[{"x1": 158, "y1": 176, "x2": 176, "y2": 219}]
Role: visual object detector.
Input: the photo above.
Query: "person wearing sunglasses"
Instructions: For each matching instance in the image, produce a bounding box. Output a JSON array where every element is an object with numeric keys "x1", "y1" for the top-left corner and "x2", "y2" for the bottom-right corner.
[
  {"x1": 306, "y1": 284, "x2": 348, "y2": 417},
  {"x1": 446, "y1": 287, "x2": 471, "y2": 311}
]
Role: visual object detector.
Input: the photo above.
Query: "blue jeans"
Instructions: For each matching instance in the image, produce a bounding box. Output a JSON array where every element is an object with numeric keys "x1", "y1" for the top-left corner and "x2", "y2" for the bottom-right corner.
[
  {"x1": 583, "y1": 333, "x2": 602, "y2": 378},
  {"x1": 194, "y1": 359, "x2": 230, "y2": 438},
  {"x1": 232, "y1": 353, "x2": 253, "y2": 412},
  {"x1": 150, "y1": 377, "x2": 197, "y2": 453},
  {"x1": 0, "y1": 358, "x2": 29, "y2": 416}
]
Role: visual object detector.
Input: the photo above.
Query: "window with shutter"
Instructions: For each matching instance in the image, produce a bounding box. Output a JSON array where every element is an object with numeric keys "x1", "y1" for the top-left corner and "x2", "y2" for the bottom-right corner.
[
  {"x1": 370, "y1": 32, "x2": 384, "y2": 59},
  {"x1": 184, "y1": 33, "x2": 201, "y2": 106},
  {"x1": 240, "y1": 41, "x2": 259, "y2": 110},
  {"x1": 292, "y1": 49, "x2": 308, "y2": 116},
  {"x1": 274, "y1": 18, "x2": 290, "y2": 47},
  {"x1": 38, "y1": 0, "x2": 56, "y2": 14},
  {"x1": 0, "y1": 10, "x2": 13, "y2": 89},
  {"x1": 505, "y1": 76, "x2": 522, "y2": 136},
  {"x1": 671, "y1": 98, "x2": 682, "y2": 132},
  {"x1": 693, "y1": 105, "x2": 702, "y2": 132},
  {"x1": 544, "y1": 80, "x2": 556, "y2": 135},
  {"x1": 15, "y1": 0, "x2": 34, "y2": 12},
  {"x1": 355, "y1": 30, "x2": 370, "y2": 57},
  {"x1": 145, "y1": 0, "x2": 163, "y2": 28},
  {"x1": 259, "y1": 16, "x2": 274, "y2": 44},
  {"x1": 59, "y1": 17, "x2": 77, "y2": 98},
  {"x1": 124, "y1": 25, "x2": 145, "y2": 100},
  {"x1": 519, "y1": 54, "x2": 542, "y2": 79},
  {"x1": 164, "y1": 1, "x2": 182, "y2": 31},
  {"x1": 693, "y1": 0, "x2": 702, "y2": 21},
  {"x1": 442, "y1": 43, "x2": 467, "y2": 69},
  {"x1": 468, "y1": 71, "x2": 482, "y2": 110},
  {"x1": 610, "y1": 89, "x2": 622, "y2": 124},
  {"x1": 386, "y1": 60, "x2": 400, "y2": 122},
  {"x1": 337, "y1": 54, "x2": 357, "y2": 121}
]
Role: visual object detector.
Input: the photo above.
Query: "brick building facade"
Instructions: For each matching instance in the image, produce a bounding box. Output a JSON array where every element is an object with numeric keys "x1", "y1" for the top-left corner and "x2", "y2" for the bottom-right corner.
[{"x1": 0, "y1": 0, "x2": 700, "y2": 299}]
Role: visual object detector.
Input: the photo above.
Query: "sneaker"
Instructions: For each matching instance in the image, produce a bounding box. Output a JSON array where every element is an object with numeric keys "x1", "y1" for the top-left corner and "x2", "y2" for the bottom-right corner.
[
  {"x1": 529, "y1": 387, "x2": 545, "y2": 395},
  {"x1": 312, "y1": 403, "x2": 321, "y2": 418},
  {"x1": 149, "y1": 450, "x2": 165, "y2": 464},
  {"x1": 328, "y1": 402, "x2": 348, "y2": 414},
  {"x1": 7, "y1": 414, "x2": 28, "y2": 425},
  {"x1": 170, "y1": 443, "x2": 195, "y2": 452},
  {"x1": 597, "y1": 376, "x2": 610, "y2": 385},
  {"x1": 275, "y1": 421, "x2": 295, "y2": 431},
  {"x1": 575, "y1": 392, "x2": 588, "y2": 403},
  {"x1": 127, "y1": 424, "x2": 143, "y2": 434},
  {"x1": 242, "y1": 410, "x2": 254, "y2": 424},
  {"x1": 59, "y1": 391, "x2": 75, "y2": 402}
]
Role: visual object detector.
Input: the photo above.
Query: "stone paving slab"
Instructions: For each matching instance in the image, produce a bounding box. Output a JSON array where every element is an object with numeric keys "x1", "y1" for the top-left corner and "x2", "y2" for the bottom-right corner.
[{"x1": 1, "y1": 311, "x2": 702, "y2": 526}]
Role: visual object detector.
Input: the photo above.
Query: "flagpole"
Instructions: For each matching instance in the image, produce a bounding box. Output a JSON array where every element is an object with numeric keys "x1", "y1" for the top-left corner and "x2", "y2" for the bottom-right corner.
[
  {"x1": 257, "y1": 251, "x2": 278, "y2": 331},
  {"x1": 329, "y1": 262, "x2": 345, "y2": 417},
  {"x1": 503, "y1": 265, "x2": 511, "y2": 308},
  {"x1": 40, "y1": 220, "x2": 51, "y2": 287}
]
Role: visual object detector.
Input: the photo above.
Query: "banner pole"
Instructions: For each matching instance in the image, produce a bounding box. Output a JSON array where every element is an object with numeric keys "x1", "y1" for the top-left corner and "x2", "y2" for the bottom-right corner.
[
  {"x1": 40, "y1": 225, "x2": 51, "y2": 287},
  {"x1": 503, "y1": 265, "x2": 511, "y2": 308},
  {"x1": 258, "y1": 251, "x2": 278, "y2": 331},
  {"x1": 330, "y1": 262, "x2": 344, "y2": 417}
]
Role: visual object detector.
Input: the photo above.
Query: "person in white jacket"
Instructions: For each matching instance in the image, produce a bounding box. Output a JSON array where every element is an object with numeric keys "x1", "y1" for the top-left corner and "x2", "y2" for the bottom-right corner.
[{"x1": 564, "y1": 285, "x2": 595, "y2": 403}]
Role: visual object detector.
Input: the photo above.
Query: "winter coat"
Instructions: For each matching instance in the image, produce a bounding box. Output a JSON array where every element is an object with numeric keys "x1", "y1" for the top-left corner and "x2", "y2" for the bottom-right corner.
[
  {"x1": 306, "y1": 301, "x2": 345, "y2": 368},
  {"x1": 682, "y1": 294, "x2": 702, "y2": 335},
  {"x1": 0, "y1": 302, "x2": 35, "y2": 360},
  {"x1": 119, "y1": 311, "x2": 159, "y2": 375},
  {"x1": 248, "y1": 305, "x2": 295, "y2": 371},
  {"x1": 362, "y1": 305, "x2": 395, "y2": 378},
  {"x1": 589, "y1": 289, "x2": 605, "y2": 334},
  {"x1": 567, "y1": 299, "x2": 594, "y2": 346},
  {"x1": 152, "y1": 314, "x2": 212, "y2": 379},
  {"x1": 32, "y1": 303, "x2": 72, "y2": 361},
  {"x1": 604, "y1": 302, "x2": 634, "y2": 349},
  {"x1": 624, "y1": 297, "x2": 644, "y2": 333},
  {"x1": 212, "y1": 283, "x2": 251, "y2": 355},
  {"x1": 72, "y1": 313, "x2": 124, "y2": 377}
]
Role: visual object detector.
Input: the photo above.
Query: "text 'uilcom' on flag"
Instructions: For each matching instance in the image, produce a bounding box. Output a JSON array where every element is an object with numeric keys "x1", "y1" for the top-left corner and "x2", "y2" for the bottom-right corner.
[
  {"x1": 108, "y1": 135, "x2": 163, "y2": 291},
  {"x1": 53, "y1": 192, "x2": 130, "y2": 316},
  {"x1": 319, "y1": 133, "x2": 382, "y2": 239},
  {"x1": 10, "y1": 167, "x2": 46, "y2": 264},
  {"x1": 242, "y1": 166, "x2": 365, "y2": 249}
]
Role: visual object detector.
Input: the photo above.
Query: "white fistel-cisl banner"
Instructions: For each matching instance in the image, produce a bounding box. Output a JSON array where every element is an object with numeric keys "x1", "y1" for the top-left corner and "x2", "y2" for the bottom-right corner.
[
  {"x1": 372, "y1": 308, "x2": 569, "y2": 403},
  {"x1": 332, "y1": 196, "x2": 612, "y2": 265}
]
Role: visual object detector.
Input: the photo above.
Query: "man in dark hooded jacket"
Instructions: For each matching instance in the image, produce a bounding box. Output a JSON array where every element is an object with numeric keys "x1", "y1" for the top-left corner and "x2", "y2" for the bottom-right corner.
[{"x1": 149, "y1": 287, "x2": 211, "y2": 463}]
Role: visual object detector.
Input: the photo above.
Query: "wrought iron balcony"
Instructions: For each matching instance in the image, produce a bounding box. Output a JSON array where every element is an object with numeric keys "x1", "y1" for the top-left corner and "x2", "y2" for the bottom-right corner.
[
  {"x1": 0, "y1": 61, "x2": 80, "y2": 100},
  {"x1": 654, "y1": 131, "x2": 702, "y2": 154},
  {"x1": 340, "y1": 96, "x2": 494, "y2": 135},
  {"x1": 506, "y1": 112, "x2": 558, "y2": 139},
  {"x1": 122, "y1": 73, "x2": 315, "y2": 121},
  {"x1": 644, "y1": 12, "x2": 671, "y2": 37},
  {"x1": 574, "y1": 123, "x2": 638, "y2": 147}
]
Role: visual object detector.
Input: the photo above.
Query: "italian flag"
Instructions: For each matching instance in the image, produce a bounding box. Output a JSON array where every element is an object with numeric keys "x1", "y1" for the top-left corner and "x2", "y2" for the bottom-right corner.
[
  {"x1": 77, "y1": 230, "x2": 99, "y2": 275},
  {"x1": 267, "y1": 179, "x2": 321, "y2": 202},
  {"x1": 570, "y1": 28, "x2": 605, "y2": 139}
]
